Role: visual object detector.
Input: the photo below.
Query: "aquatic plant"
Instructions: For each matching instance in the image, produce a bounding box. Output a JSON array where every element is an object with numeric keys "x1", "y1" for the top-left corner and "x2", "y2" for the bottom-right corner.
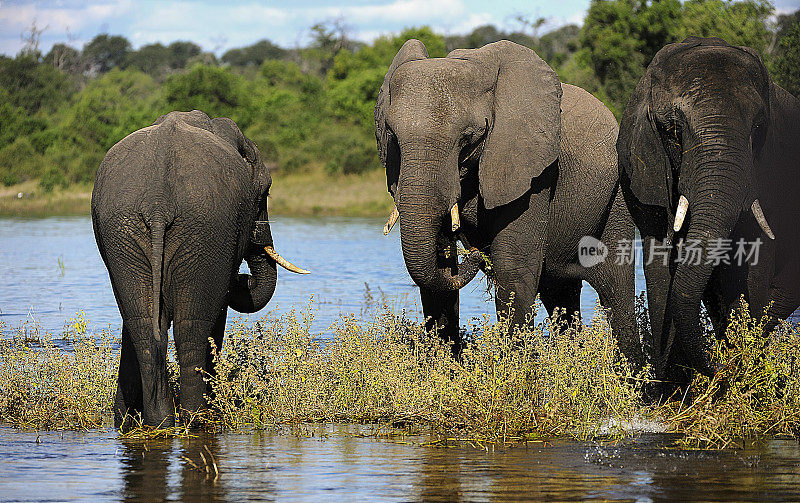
[
  {"x1": 0, "y1": 321, "x2": 116, "y2": 429},
  {"x1": 205, "y1": 300, "x2": 646, "y2": 441},
  {"x1": 661, "y1": 299, "x2": 800, "y2": 448},
  {"x1": 0, "y1": 301, "x2": 797, "y2": 449}
]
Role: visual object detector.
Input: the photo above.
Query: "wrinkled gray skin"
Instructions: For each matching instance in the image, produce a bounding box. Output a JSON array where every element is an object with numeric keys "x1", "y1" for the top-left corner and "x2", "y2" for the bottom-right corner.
[
  {"x1": 618, "y1": 37, "x2": 800, "y2": 387},
  {"x1": 376, "y1": 40, "x2": 644, "y2": 368},
  {"x1": 92, "y1": 110, "x2": 278, "y2": 428}
]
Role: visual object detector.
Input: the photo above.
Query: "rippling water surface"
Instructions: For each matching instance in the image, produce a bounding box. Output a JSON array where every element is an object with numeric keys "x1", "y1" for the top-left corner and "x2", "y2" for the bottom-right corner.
[
  {"x1": 0, "y1": 215, "x2": 623, "y2": 334},
  {"x1": 1, "y1": 426, "x2": 799, "y2": 502}
]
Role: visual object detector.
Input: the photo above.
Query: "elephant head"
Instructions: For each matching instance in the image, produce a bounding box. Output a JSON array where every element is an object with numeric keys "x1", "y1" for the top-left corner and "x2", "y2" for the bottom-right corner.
[
  {"x1": 152, "y1": 112, "x2": 308, "y2": 314},
  {"x1": 375, "y1": 39, "x2": 562, "y2": 291},
  {"x1": 617, "y1": 37, "x2": 780, "y2": 374}
]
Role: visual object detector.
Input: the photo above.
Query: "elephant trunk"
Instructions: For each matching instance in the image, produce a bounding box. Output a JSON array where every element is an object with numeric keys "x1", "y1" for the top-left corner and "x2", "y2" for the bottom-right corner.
[
  {"x1": 396, "y1": 155, "x2": 482, "y2": 291},
  {"x1": 667, "y1": 128, "x2": 752, "y2": 376},
  {"x1": 228, "y1": 220, "x2": 278, "y2": 313}
]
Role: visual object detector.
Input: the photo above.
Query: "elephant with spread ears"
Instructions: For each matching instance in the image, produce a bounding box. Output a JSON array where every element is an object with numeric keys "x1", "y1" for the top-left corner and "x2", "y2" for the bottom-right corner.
[
  {"x1": 92, "y1": 110, "x2": 309, "y2": 428},
  {"x1": 375, "y1": 39, "x2": 645, "y2": 369},
  {"x1": 618, "y1": 36, "x2": 800, "y2": 386}
]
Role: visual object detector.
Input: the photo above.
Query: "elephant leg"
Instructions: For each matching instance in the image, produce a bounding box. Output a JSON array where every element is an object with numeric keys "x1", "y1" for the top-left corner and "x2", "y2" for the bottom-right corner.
[
  {"x1": 640, "y1": 234, "x2": 690, "y2": 394},
  {"x1": 114, "y1": 322, "x2": 143, "y2": 429},
  {"x1": 586, "y1": 262, "x2": 644, "y2": 372},
  {"x1": 421, "y1": 287, "x2": 461, "y2": 355},
  {"x1": 173, "y1": 308, "x2": 226, "y2": 416},
  {"x1": 702, "y1": 267, "x2": 729, "y2": 340},
  {"x1": 539, "y1": 275, "x2": 582, "y2": 329},
  {"x1": 106, "y1": 259, "x2": 173, "y2": 427},
  {"x1": 491, "y1": 187, "x2": 550, "y2": 331},
  {"x1": 128, "y1": 317, "x2": 172, "y2": 427},
  {"x1": 584, "y1": 188, "x2": 644, "y2": 370},
  {"x1": 746, "y1": 237, "x2": 799, "y2": 333},
  {"x1": 765, "y1": 258, "x2": 800, "y2": 333}
]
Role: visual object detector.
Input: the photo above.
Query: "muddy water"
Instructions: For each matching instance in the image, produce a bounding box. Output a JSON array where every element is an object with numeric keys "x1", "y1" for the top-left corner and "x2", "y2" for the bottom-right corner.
[{"x1": 1, "y1": 426, "x2": 799, "y2": 501}]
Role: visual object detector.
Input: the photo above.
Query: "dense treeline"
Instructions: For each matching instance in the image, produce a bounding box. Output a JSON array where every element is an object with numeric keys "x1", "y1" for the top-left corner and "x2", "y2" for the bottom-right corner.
[{"x1": 0, "y1": 0, "x2": 797, "y2": 192}]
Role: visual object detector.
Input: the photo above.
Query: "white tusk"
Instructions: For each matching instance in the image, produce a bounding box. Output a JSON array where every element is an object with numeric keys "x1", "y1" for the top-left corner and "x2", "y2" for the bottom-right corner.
[
  {"x1": 264, "y1": 246, "x2": 310, "y2": 274},
  {"x1": 450, "y1": 203, "x2": 460, "y2": 232},
  {"x1": 673, "y1": 195, "x2": 689, "y2": 232},
  {"x1": 751, "y1": 199, "x2": 775, "y2": 240},
  {"x1": 383, "y1": 206, "x2": 399, "y2": 235}
]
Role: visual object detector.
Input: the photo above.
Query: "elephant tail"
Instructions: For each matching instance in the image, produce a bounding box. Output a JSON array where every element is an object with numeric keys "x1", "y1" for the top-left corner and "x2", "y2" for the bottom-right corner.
[{"x1": 151, "y1": 218, "x2": 166, "y2": 343}]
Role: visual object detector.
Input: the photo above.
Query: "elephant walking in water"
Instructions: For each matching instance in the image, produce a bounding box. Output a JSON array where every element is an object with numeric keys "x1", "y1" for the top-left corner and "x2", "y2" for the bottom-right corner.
[
  {"x1": 617, "y1": 37, "x2": 800, "y2": 386},
  {"x1": 92, "y1": 110, "x2": 308, "y2": 427},
  {"x1": 375, "y1": 40, "x2": 644, "y2": 369}
]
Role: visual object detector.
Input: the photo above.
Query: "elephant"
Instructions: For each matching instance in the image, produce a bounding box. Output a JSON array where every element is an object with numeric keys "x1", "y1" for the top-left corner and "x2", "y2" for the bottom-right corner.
[
  {"x1": 617, "y1": 36, "x2": 800, "y2": 386},
  {"x1": 92, "y1": 110, "x2": 308, "y2": 428},
  {"x1": 375, "y1": 39, "x2": 644, "y2": 368}
]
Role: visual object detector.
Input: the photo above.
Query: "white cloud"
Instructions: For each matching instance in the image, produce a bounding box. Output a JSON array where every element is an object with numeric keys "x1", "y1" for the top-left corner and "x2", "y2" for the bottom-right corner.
[
  {"x1": 0, "y1": 0, "x2": 132, "y2": 54},
  {"x1": 340, "y1": 0, "x2": 466, "y2": 23},
  {"x1": 0, "y1": 1, "x2": 131, "y2": 32},
  {"x1": 0, "y1": 0, "x2": 593, "y2": 56},
  {"x1": 563, "y1": 8, "x2": 587, "y2": 27}
]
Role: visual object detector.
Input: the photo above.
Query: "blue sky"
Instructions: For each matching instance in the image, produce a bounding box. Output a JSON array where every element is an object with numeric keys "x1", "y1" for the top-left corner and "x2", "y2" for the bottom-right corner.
[
  {"x1": 1, "y1": 0, "x2": 798, "y2": 57},
  {"x1": 0, "y1": 0, "x2": 603, "y2": 56}
]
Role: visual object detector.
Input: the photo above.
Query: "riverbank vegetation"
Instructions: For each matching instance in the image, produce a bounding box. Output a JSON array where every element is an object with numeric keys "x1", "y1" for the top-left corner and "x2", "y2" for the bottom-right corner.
[
  {"x1": 1, "y1": 1, "x2": 797, "y2": 217},
  {"x1": 1, "y1": 300, "x2": 797, "y2": 449}
]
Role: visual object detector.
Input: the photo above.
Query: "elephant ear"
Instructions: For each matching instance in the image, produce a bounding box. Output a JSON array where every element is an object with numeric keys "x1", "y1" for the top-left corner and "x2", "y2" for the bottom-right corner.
[
  {"x1": 449, "y1": 40, "x2": 562, "y2": 210},
  {"x1": 616, "y1": 39, "x2": 702, "y2": 209},
  {"x1": 211, "y1": 117, "x2": 263, "y2": 169},
  {"x1": 617, "y1": 67, "x2": 672, "y2": 208},
  {"x1": 211, "y1": 117, "x2": 270, "y2": 208},
  {"x1": 375, "y1": 39, "x2": 429, "y2": 197}
]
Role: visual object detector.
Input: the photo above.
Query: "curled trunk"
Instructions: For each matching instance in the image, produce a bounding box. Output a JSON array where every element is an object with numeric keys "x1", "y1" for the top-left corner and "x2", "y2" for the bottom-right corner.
[
  {"x1": 228, "y1": 222, "x2": 278, "y2": 313},
  {"x1": 397, "y1": 162, "x2": 481, "y2": 291}
]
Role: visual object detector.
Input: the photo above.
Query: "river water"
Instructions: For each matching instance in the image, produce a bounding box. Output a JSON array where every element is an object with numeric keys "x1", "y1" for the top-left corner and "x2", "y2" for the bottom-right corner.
[
  {"x1": 0, "y1": 216, "x2": 621, "y2": 335},
  {"x1": 1, "y1": 216, "x2": 799, "y2": 501},
  {"x1": 1, "y1": 426, "x2": 799, "y2": 501}
]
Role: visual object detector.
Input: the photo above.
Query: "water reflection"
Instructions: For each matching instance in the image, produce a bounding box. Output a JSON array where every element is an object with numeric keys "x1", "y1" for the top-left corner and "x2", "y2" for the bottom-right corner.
[
  {"x1": 1, "y1": 427, "x2": 799, "y2": 501},
  {"x1": 119, "y1": 435, "x2": 226, "y2": 502}
]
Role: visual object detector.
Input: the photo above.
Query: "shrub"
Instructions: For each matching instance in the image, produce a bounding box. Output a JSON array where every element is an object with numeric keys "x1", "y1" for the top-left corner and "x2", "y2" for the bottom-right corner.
[
  {"x1": 325, "y1": 134, "x2": 379, "y2": 175},
  {"x1": 163, "y1": 64, "x2": 252, "y2": 127},
  {"x1": 0, "y1": 137, "x2": 44, "y2": 185},
  {"x1": 661, "y1": 300, "x2": 800, "y2": 448},
  {"x1": 38, "y1": 166, "x2": 69, "y2": 193}
]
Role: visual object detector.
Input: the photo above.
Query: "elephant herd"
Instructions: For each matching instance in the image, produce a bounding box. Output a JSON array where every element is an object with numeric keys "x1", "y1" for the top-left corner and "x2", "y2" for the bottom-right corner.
[{"x1": 92, "y1": 36, "x2": 800, "y2": 427}]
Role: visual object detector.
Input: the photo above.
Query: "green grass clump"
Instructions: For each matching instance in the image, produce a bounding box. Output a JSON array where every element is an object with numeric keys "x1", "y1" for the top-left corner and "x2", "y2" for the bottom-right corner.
[
  {"x1": 1, "y1": 300, "x2": 798, "y2": 449},
  {"x1": 0, "y1": 323, "x2": 117, "y2": 429},
  {"x1": 206, "y1": 301, "x2": 646, "y2": 441},
  {"x1": 662, "y1": 300, "x2": 800, "y2": 448}
]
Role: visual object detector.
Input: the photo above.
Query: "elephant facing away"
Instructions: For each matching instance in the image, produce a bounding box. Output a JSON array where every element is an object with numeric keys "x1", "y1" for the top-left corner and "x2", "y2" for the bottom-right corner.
[
  {"x1": 92, "y1": 110, "x2": 308, "y2": 428},
  {"x1": 375, "y1": 40, "x2": 644, "y2": 369},
  {"x1": 618, "y1": 37, "x2": 800, "y2": 385}
]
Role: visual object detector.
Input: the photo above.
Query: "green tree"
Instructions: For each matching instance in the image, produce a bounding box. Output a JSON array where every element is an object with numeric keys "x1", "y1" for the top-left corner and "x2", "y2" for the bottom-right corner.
[
  {"x1": 42, "y1": 43, "x2": 83, "y2": 74},
  {"x1": 125, "y1": 43, "x2": 171, "y2": 74},
  {"x1": 678, "y1": 0, "x2": 774, "y2": 53},
  {"x1": 221, "y1": 39, "x2": 287, "y2": 67},
  {"x1": 537, "y1": 24, "x2": 581, "y2": 67},
  {"x1": 163, "y1": 64, "x2": 251, "y2": 126},
  {"x1": 65, "y1": 69, "x2": 159, "y2": 152},
  {"x1": 82, "y1": 34, "x2": 132, "y2": 73},
  {"x1": 167, "y1": 41, "x2": 202, "y2": 69},
  {"x1": 578, "y1": 0, "x2": 682, "y2": 115},
  {"x1": 771, "y1": 19, "x2": 800, "y2": 96},
  {"x1": 0, "y1": 53, "x2": 72, "y2": 114}
]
